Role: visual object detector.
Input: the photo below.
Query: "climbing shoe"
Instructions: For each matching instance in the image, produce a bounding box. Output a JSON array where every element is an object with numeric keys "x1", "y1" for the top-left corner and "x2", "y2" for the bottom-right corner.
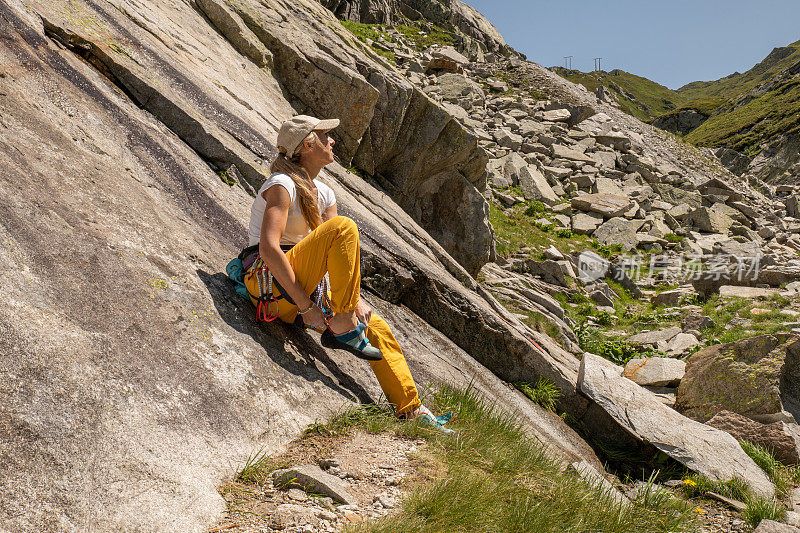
[
  {"x1": 410, "y1": 405, "x2": 456, "y2": 435},
  {"x1": 321, "y1": 321, "x2": 383, "y2": 361}
]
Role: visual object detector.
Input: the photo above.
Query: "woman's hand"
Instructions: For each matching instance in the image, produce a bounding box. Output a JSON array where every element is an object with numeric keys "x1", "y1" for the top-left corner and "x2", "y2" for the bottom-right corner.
[
  {"x1": 302, "y1": 305, "x2": 328, "y2": 331},
  {"x1": 355, "y1": 299, "x2": 372, "y2": 327}
]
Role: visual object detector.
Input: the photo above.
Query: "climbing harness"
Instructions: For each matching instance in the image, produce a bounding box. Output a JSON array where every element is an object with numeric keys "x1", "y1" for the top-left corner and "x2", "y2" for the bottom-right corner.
[{"x1": 227, "y1": 243, "x2": 331, "y2": 325}]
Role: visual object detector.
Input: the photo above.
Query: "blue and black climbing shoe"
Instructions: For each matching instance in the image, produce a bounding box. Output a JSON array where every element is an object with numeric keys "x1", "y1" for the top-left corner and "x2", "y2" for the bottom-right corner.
[{"x1": 321, "y1": 321, "x2": 383, "y2": 361}]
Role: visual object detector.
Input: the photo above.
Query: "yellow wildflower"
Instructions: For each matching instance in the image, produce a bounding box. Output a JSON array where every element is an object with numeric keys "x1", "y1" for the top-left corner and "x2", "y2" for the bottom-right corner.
[{"x1": 683, "y1": 479, "x2": 697, "y2": 487}]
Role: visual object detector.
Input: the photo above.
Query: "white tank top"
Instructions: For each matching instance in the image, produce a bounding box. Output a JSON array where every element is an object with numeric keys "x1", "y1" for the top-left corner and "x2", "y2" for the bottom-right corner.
[{"x1": 247, "y1": 173, "x2": 336, "y2": 246}]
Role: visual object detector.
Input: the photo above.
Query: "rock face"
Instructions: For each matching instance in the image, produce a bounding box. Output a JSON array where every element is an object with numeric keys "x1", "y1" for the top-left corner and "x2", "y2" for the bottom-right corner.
[
  {"x1": 578, "y1": 354, "x2": 775, "y2": 499},
  {"x1": 571, "y1": 194, "x2": 634, "y2": 218},
  {"x1": 675, "y1": 334, "x2": 800, "y2": 424},
  {"x1": 652, "y1": 109, "x2": 708, "y2": 136},
  {"x1": 319, "y1": 0, "x2": 400, "y2": 23},
  {"x1": 318, "y1": 0, "x2": 509, "y2": 55},
  {"x1": 0, "y1": 2, "x2": 601, "y2": 531},
  {"x1": 42, "y1": 0, "x2": 493, "y2": 276}
]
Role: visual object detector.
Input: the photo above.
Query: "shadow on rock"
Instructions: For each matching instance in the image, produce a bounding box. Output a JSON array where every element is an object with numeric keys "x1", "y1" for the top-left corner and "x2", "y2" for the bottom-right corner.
[{"x1": 197, "y1": 269, "x2": 375, "y2": 406}]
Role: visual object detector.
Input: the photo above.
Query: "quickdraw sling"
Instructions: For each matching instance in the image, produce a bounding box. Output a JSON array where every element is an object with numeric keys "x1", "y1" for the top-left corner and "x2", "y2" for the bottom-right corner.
[{"x1": 238, "y1": 243, "x2": 330, "y2": 324}]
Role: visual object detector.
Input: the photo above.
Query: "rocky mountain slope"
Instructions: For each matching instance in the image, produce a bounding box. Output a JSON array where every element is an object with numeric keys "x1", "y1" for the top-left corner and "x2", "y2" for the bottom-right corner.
[
  {"x1": 3, "y1": 0, "x2": 800, "y2": 530},
  {"x1": 553, "y1": 40, "x2": 800, "y2": 185}
]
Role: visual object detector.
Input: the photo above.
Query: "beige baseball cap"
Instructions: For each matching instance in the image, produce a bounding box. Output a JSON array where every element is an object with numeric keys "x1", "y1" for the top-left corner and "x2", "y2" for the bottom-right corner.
[{"x1": 276, "y1": 115, "x2": 340, "y2": 157}]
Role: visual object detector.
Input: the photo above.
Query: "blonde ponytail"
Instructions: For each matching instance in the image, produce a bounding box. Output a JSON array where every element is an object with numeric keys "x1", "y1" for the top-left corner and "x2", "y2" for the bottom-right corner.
[{"x1": 271, "y1": 132, "x2": 322, "y2": 230}]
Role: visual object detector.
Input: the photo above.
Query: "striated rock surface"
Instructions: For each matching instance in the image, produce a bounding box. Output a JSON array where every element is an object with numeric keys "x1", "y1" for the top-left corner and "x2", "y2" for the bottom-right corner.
[
  {"x1": 0, "y1": 2, "x2": 597, "y2": 531},
  {"x1": 38, "y1": 0, "x2": 493, "y2": 276}
]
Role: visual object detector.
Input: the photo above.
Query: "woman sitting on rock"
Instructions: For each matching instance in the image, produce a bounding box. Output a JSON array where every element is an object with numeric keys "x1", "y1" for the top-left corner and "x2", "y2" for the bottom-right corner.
[{"x1": 244, "y1": 115, "x2": 451, "y2": 431}]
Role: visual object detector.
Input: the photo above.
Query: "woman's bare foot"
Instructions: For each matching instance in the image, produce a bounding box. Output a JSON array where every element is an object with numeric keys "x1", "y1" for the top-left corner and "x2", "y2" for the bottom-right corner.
[{"x1": 327, "y1": 310, "x2": 359, "y2": 335}]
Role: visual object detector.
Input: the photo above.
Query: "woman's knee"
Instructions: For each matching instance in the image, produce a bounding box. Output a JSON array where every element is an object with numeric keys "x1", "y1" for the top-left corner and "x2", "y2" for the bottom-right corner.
[{"x1": 330, "y1": 215, "x2": 358, "y2": 237}]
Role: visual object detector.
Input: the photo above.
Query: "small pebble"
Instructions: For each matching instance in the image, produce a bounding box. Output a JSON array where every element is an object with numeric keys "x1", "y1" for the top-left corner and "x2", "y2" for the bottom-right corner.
[
  {"x1": 337, "y1": 504, "x2": 359, "y2": 512},
  {"x1": 288, "y1": 488, "x2": 309, "y2": 502},
  {"x1": 319, "y1": 458, "x2": 340, "y2": 469},
  {"x1": 316, "y1": 509, "x2": 337, "y2": 521}
]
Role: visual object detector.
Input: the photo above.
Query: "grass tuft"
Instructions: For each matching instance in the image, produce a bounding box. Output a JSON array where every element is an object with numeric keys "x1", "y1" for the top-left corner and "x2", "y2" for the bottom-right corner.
[
  {"x1": 743, "y1": 496, "x2": 786, "y2": 527},
  {"x1": 349, "y1": 385, "x2": 698, "y2": 533},
  {"x1": 514, "y1": 378, "x2": 562, "y2": 412},
  {"x1": 235, "y1": 447, "x2": 277, "y2": 485},
  {"x1": 740, "y1": 440, "x2": 800, "y2": 497}
]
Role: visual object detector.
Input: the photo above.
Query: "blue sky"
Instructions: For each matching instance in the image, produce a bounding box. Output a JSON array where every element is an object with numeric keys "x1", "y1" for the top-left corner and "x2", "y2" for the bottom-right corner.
[{"x1": 461, "y1": 0, "x2": 800, "y2": 89}]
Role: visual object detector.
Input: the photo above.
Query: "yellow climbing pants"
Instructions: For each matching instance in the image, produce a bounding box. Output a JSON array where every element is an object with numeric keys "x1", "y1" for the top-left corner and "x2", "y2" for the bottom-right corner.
[{"x1": 245, "y1": 216, "x2": 421, "y2": 416}]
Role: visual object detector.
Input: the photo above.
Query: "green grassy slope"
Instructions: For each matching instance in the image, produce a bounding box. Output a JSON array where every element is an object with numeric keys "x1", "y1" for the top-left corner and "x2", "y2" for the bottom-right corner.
[
  {"x1": 551, "y1": 67, "x2": 687, "y2": 122},
  {"x1": 676, "y1": 40, "x2": 800, "y2": 101},
  {"x1": 684, "y1": 76, "x2": 800, "y2": 156},
  {"x1": 551, "y1": 40, "x2": 800, "y2": 157}
]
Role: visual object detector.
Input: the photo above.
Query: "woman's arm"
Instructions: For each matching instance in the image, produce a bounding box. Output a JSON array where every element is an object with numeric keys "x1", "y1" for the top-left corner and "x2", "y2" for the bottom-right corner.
[
  {"x1": 259, "y1": 186, "x2": 316, "y2": 313},
  {"x1": 322, "y1": 203, "x2": 337, "y2": 221}
]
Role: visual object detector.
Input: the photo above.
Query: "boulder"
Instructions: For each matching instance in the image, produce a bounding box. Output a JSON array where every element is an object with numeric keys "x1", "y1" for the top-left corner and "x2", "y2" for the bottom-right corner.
[
  {"x1": 623, "y1": 358, "x2": 686, "y2": 387},
  {"x1": 571, "y1": 194, "x2": 634, "y2": 218},
  {"x1": 487, "y1": 80, "x2": 508, "y2": 92},
  {"x1": 593, "y1": 177, "x2": 625, "y2": 196},
  {"x1": 675, "y1": 334, "x2": 800, "y2": 424},
  {"x1": 578, "y1": 354, "x2": 775, "y2": 498},
  {"x1": 570, "y1": 174, "x2": 597, "y2": 190},
  {"x1": 494, "y1": 128, "x2": 523, "y2": 150},
  {"x1": 519, "y1": 166, "x2": 559, "y2": 205},
  {"x1": 541, "y1": 109, "x2": 572, "y2": 123},
  {"x1": 571, "y1": 213, "x2": 603, "y2": 235},
  {"x1": 497, "y1": 152, "x2": 527, "y2": 187},
  {"x1": 434, "y1": 73, "x2": 485, "y2": 104},
  {"x1": 682, "y1": 314, "x2": 715, "y2": 332},
  {"x1": 754, "y1": 520, "x2": 800, "y2": 533},
  {"x1": 273, "y1": 465, "x2": 355, "y2": 504},
  {"x1": 593, "y1": 217, "x2": 644, "y2": 251},
  {"x1": 651, "y1": 289, "x2": 691, "y2": 307},
  {"x1": 706, "y1": 411, "x2": 800, "y2": 465},
  {"x1": 627, "y1": 327, "x2": 681, "y2": 348},
  {"x1": 590, "y1": 151, "x2": 617, "y2": 170},
  {"x1": 607, "y1": 262, "x2": 644, "y2": 299},
  {"x1": 786, "y1": 197, "x2": 800, "y2": 218},
  {"x1": 595, "y1": 132, "x2": 632, "y2": 152},
  {"x1": 689, "y1": 205, "x2": 735, "y2": 234},
  {"x1": 653, "y1": 184, "x2": 702, "y2": 209},
  {"x1": 576, "y1": 251, "x2": 610, "y2": 283},
  {"x1": 542, "y1": 165, "x2": 573, "y2": 181},
  {"x1": 0, "y1": 2, "x2": 606, "y2": 528},
  {"x1": 589, "y1": 288, "x2": 615, "y2": 308},
  {"x1": 551, "y1": 144, "x2": 596, "y2": 164},
  {"x1": 427, "y1": 46, "x2": 469, "y2": 72},
  {"x1": 667, "y1": 203, "x2": 692, "y2": 220},
  {"x1": 666, "y1": 333, "x2": 701, "y2": 357},
  {"x1": 719, "y1": 286, "x2": 779, "y2": 298}
]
